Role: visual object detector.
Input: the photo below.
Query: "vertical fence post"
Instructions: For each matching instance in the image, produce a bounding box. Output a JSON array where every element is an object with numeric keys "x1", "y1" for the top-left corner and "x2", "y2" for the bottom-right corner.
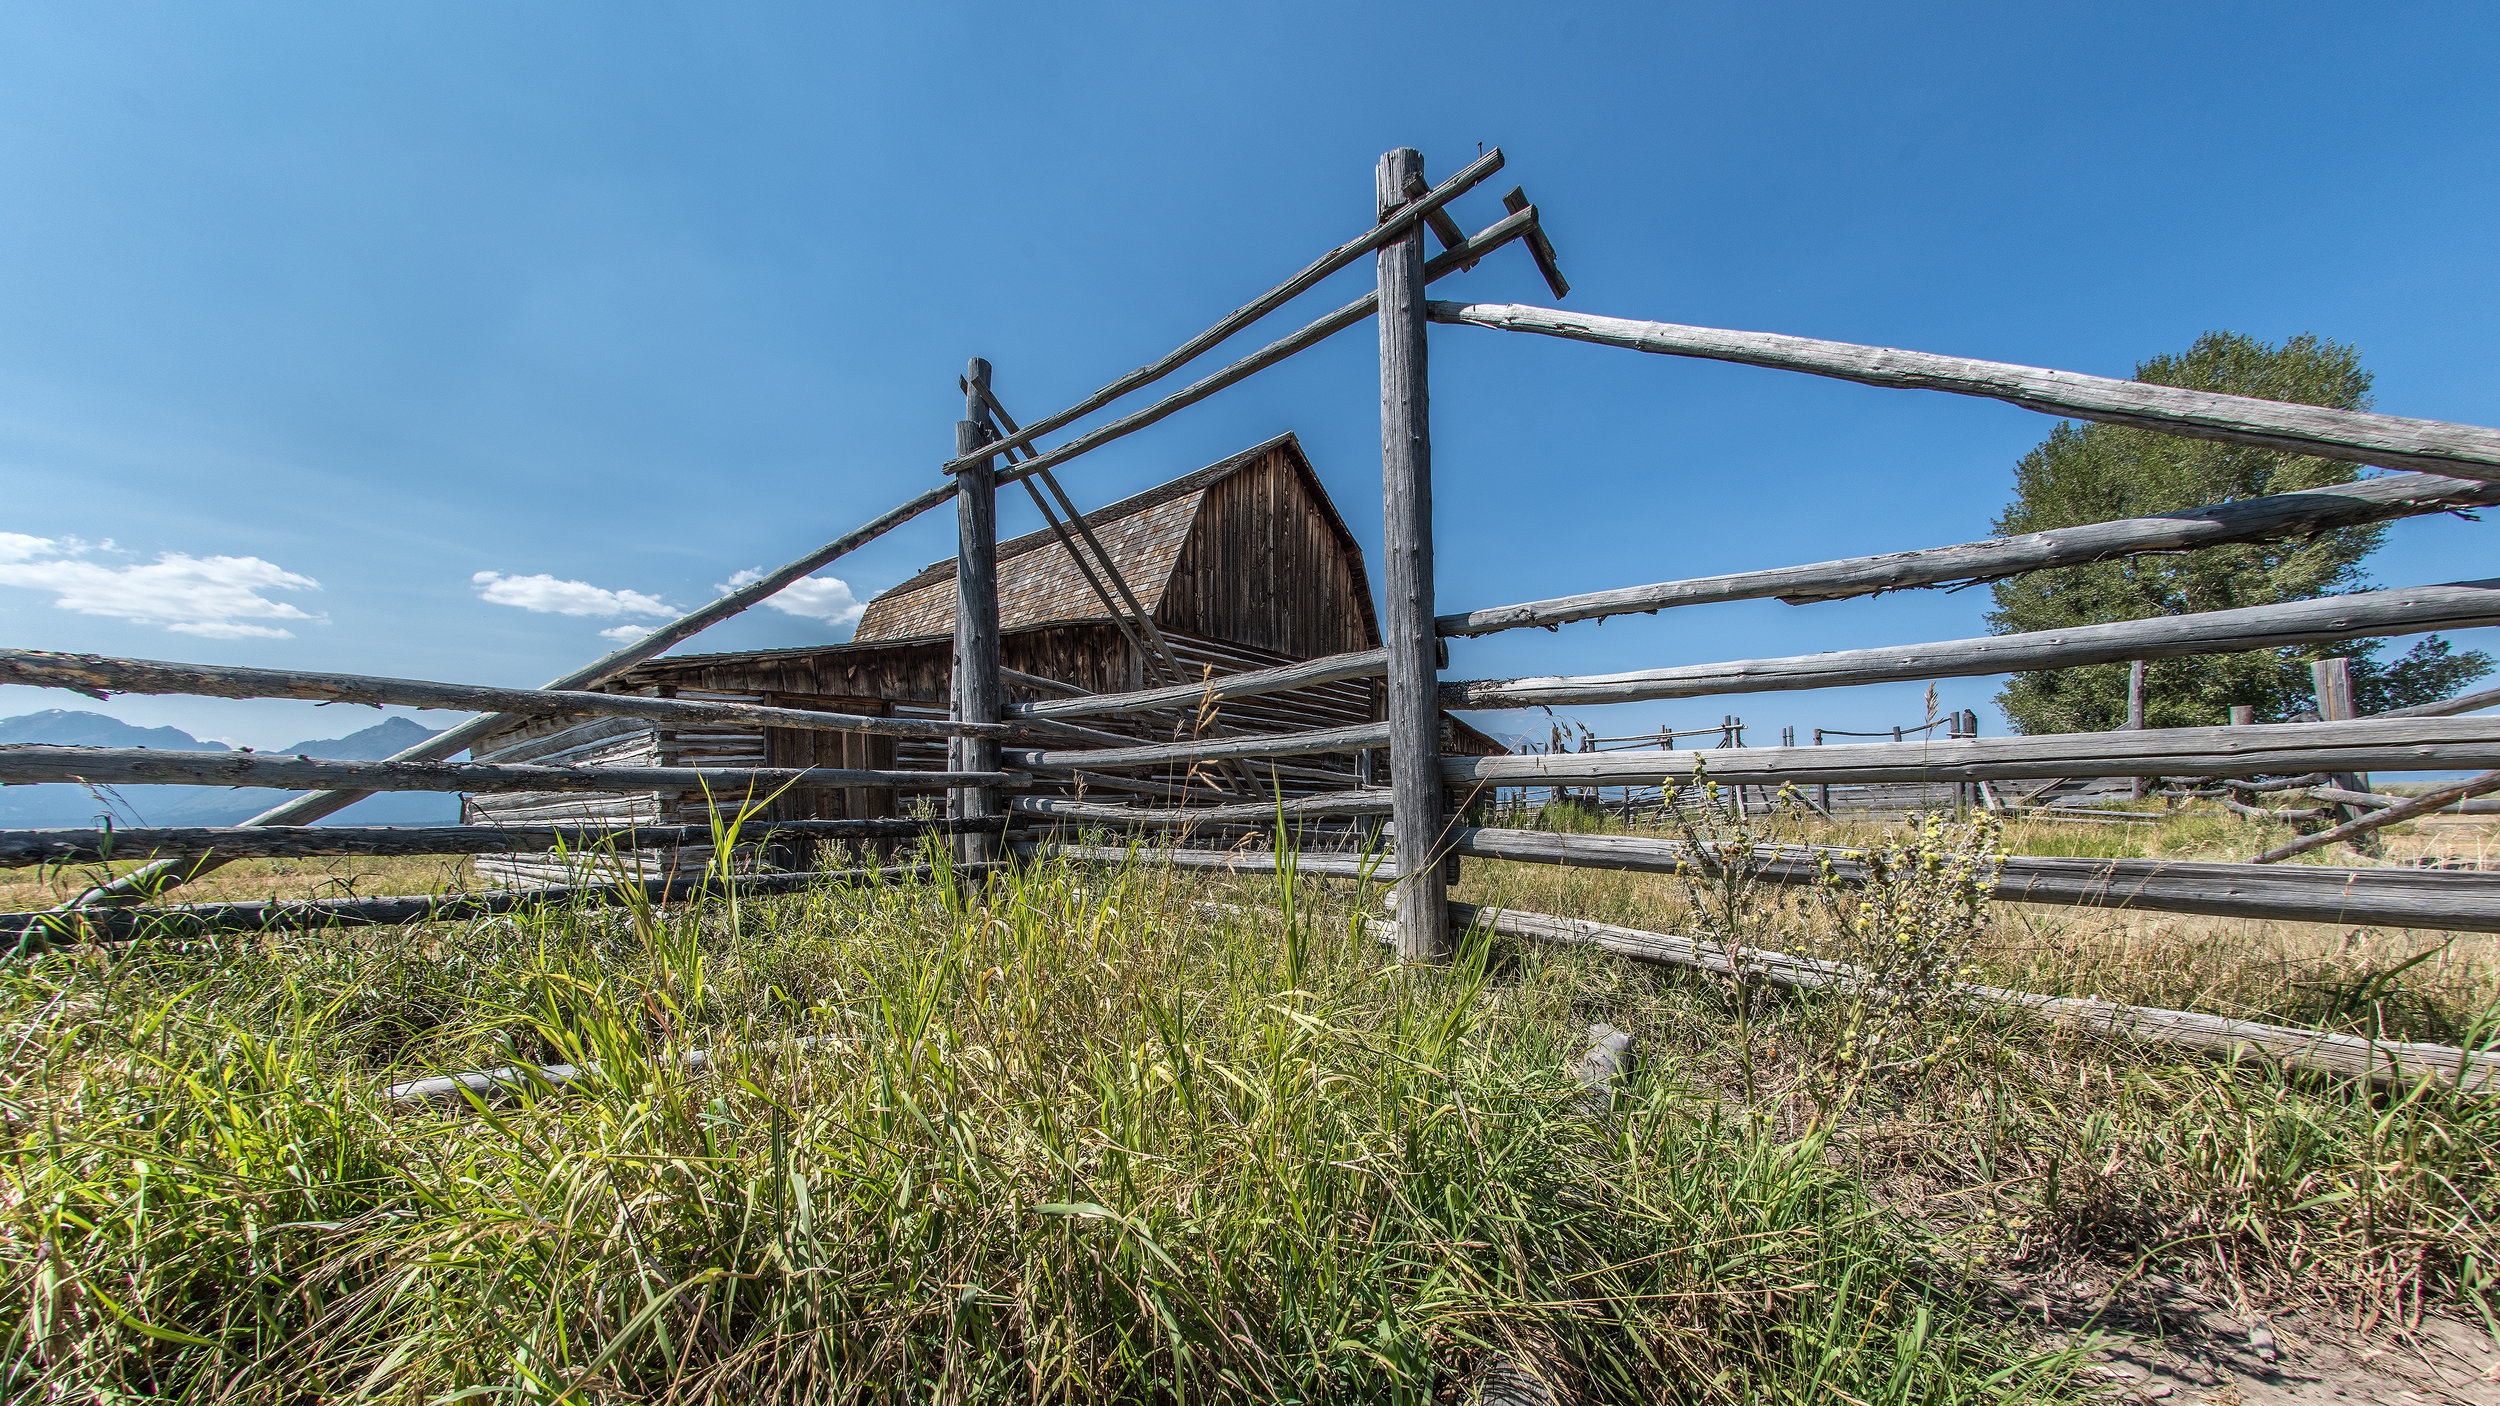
[
  {"x1": 2310, "y1": 656, "x2": 2376, "y2": 844},
  {"x1": 1813, "y1": 728, "x2": 1830, "y2": 817},
  {"x1": 1377, "y1": 147, "x2": 1449, "y2": 963},
  {"x1": 952, "y1": 359, "x2": 1004, "y2": 868}
]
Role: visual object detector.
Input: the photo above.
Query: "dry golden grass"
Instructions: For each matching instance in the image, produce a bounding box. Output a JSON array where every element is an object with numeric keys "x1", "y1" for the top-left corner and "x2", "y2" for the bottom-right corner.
[
  {"x1": 0, "y1": 853, "x2": 478, "y2": 910},
  {"x1": 1456, "y1": 803, "x2": 2500, "y2": 1043}
]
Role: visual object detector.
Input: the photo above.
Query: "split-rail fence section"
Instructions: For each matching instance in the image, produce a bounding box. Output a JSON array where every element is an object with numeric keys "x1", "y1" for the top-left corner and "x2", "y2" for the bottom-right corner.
[{"x1": 3, "y1": 147, "x2": 2495, "y2": 1089}]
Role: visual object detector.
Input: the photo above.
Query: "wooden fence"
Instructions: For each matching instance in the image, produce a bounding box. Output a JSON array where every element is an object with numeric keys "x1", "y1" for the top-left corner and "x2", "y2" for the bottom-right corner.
[{"x1": 4, "y1": 144, "x2": 2497, "y2": 1087}]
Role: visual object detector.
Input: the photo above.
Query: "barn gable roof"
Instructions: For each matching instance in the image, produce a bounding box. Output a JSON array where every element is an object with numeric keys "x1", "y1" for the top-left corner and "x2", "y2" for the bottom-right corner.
[{"x1": 852, "y1": 433, "x2": 1368, "y2": 643}]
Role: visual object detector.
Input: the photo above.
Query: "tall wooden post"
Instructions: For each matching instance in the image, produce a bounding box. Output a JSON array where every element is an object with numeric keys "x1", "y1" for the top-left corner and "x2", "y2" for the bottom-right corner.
[
  {"x1": 2311, "y1": 657, "x2": 2375, "y2": 846},
  {"x1": 951, "y1": 358, "x2": 1004, "y2": 866},
  {"x1": 1377, "y1": 147, "x2": 1448, "y2": 963},
  {"x1": 2126, "y1": 658, "x2": 2150, "y2": 797}
]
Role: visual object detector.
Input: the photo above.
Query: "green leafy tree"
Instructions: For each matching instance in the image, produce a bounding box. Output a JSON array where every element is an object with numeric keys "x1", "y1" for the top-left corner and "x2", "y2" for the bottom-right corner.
[{"x1": 1988, "y1": 330, "x2": 2490, "y2": 734}]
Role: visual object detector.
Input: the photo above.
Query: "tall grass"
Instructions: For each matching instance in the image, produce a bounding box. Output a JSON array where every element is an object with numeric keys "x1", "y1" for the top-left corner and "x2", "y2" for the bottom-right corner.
[{"x1": 0, "y1": 846, "x2": 2084, "y2": 1403}]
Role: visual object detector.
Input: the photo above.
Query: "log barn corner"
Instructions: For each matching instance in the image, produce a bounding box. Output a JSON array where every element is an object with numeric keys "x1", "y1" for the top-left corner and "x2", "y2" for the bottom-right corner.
[{"x1": 464, "y1": 432, "x2": 1506, "y2": 883}]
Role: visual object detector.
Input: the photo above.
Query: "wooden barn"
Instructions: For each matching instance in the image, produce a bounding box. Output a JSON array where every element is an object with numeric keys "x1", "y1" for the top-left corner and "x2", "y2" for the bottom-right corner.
[{"x1": 464, "y1": 432, "x2": 1505, "y2": 882}]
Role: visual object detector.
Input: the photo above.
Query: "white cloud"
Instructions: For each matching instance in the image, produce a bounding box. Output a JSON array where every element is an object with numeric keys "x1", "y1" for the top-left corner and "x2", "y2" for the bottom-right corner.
[
  {"x1": 720, "y1": 567, "x2": 864, "y2": 625},
  {"x1": 0, "y1": 533, "x2": 58, "y2": 565},
  {"x1": 598, "y1": 624, "x2": 656, "y2": 644},
  {"x1": 0, "y1": 540, "x2": 321, "y2": 639},
  {"x1": 472, "y1": 571, "x2": 673, "y2": 619}
]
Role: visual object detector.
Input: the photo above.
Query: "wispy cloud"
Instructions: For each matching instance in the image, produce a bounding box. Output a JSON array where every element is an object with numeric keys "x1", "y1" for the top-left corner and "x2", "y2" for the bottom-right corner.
[
  {"x1": 598, "y1": 624, "x2": 657, "y2": 644},
  {"x1": 0, "y1": 536, "x2": 322, "y2": 639},
  {"x1": 472, "y1": 571, "x2": 674, "y2": 619},
  {"x1": 720, "y1": 568, "x2": 864, "y2": 625}
]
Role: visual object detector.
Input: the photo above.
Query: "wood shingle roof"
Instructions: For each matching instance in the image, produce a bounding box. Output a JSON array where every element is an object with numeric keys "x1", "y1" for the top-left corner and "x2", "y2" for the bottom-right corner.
[{"x1": 853, "y1": 432, "x2": 1358, "y2": 643}]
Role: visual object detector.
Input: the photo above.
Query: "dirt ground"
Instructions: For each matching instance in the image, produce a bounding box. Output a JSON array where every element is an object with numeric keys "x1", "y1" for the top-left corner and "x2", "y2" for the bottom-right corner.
[{"x1": 2056, "y1": 1295, "x2": 2498, "y2": 1405}]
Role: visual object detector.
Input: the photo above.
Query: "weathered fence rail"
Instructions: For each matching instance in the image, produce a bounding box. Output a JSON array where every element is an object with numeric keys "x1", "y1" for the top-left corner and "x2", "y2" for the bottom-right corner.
[
  {"x1": 1007, "y1": 647, "x2": 1389, "y2": 721},
  {"x1": 1402, "y1": 900, "x2": 2496, "y2": 1090},
  {"x1": 0, "y1": 745, "x2": 1019, "y2": 795},
  {"x1": 1434, "y1": 827, "x2": 2500, "y2": 932},
  {"x1": 1428, "y1": 302, "x2": 2500, "y2": 484},
  {"x1": 0, "y1": 649, "x2": 1003, "y2": 739},
  {"x1": 1005, "y1": 720, "x2": 1389, "y2": 772},
  {"x1": 0, "y1": 816, "x2": 994, "y2": 867},
  {"x1": 1446, "y1": 716, "x2": 2500, "y2": 787},
  {"x1": 1443, "y1": 581, "x2": 2500, "y2": 708},
  {"x1": 1438, "y1": 472, "x2": 2500, "y2": 636},
  {"x1": 3, "y1": 861, "x2": 1006, "y2": 949}
]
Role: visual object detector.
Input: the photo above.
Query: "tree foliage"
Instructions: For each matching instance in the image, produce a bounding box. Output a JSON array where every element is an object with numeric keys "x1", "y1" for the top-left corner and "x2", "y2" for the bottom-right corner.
[{"x1": 1987, "y1": 330, "x2": 2491, "y2": 734}]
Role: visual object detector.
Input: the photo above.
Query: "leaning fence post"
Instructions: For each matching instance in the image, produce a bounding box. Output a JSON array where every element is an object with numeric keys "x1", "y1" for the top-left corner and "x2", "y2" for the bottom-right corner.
[
  {"x1": 1377, "y1": 147, "x2": 1449, "y2": 963},
  {"x1": 952, "y1": 359, "x2": 1005, "y2": 868},
  {"x1": 2310, "y1": 656, "x2": 2378, "y2": 847}
]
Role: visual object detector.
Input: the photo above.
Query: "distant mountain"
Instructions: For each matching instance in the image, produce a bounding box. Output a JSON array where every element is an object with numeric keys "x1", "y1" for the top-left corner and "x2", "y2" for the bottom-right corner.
[
  {"x1": 0, "y1": 710, "x2": 459, "y2": 828},
  {"x1": 279, "y1": 715, "x2": 442, "y2": 761},
  {"x1": 0, "y1": 709, "x2": 229, "y2": 751}
]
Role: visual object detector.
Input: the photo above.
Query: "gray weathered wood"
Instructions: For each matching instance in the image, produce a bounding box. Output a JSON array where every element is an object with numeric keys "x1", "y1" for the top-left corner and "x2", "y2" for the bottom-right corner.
[
  {"x1": 991, "y1": 207, "x2": 1541, "y2": 491},
  {"x1": 1008, "y1": 788, "x2": 1393, "y2": 828},
  {"x1": 386, "y1": 1035, "x2": 834, "y2": 1105},
  {"x1": 1436, "y1": 472, "x2": 2500, "y2": 636},
  {"x1": 1443, "y1": 580, "x2": 2500, "y2": 709},
  {"x1": 2308, "y1": 785, "x2": 2500, "y2": 815},
  {"x1": 1437, "y1": 900, "x2": 2495, "y2": 1088},
  {"x1": 1378, "y1": 148, "x2": 1449, "y2": 963},
  {"x1": 945, "y1": 148, "x2": 1505, "y2": 470},
  {"x1": 1006, "y1": 720, "x2": 1388, "y2": 772},
  {"x1": 0, "y1": 744, "x2": 1020, "y2": 795},
  {"x1": 1008, "y1": 647, "x2": 1390, "y2": 720},
  {"x1": 1428, "y1": 302, "x2": 2500, "y2": 485},
  {"x1": 0, "y1": 649, "x2": 1002, "y2": 739},
  {"x1": 1445, "y1": 716, "x2": 2500, "y2": 787},
  {"x1": 1012, "y1": 839, "x2": 1371, "y2": 880},
  {"x1": 2310, "y1": 655, "x2": 2377, "y2": 841},
  {"x1": 0, "y1": 816, "x2": 995, "y2": 868},
  {"x1": 2256, "y1": 770, "x2": 2500, "y2": 864},
  {"x1": 2373, "y1": 683, "x2": 2500, "y2": 719},
  {"x1": 953, "y1": 375, "x2": 1006, "y2": 864},
  {"x1": 1441, "y1": 825, "x2": 2500, "y2": 932},
  {"x1": 75, "y1": 477, "x2": 969, "y2": 906},
  {"x1": 5, "y1": 861, "x2": 1007, "y2": 951},
  {"x1": 1501, "y1": 187, "x2": 1570, "y2": 300}
]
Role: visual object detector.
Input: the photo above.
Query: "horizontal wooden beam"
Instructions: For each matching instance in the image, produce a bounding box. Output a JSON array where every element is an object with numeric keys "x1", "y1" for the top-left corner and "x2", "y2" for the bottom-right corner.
[
  {"x1": 386, "y1": 1035, "x2": 834, "y2": 1105},
  {"x1": 1443, "y1": 580, "x2": 2500, "y2": 709},
  {"x1": 1006, "y1": 720, "x2": 1389, "y2": 771},
  {"x1": 2374, "y1": 682, "x2": 2500, "y2": 719},
  {"x1": 0, "y1": 816, "x2": 998, "y2": 868},
  {"x1": 1444, "y1": 826, "x2": 2500, "y2": 932},
  {"x1": 2255, "y1": 769, "x2": 2500, "y2": 864},
  {"x1": 1007, "y1": 647, "x2": 1388, "y2": 720},
  {"x1": 0, "y1": 745, "x2": 1022, "y2": 795},
  {"x1": 992, "y1": 208, "x2": 1541, "y2": 491},
  {"x1": 0, "y1": 649, "x2": 1004, "y2": 739},
  {"x1": 945, "y1": 148, "x2": 1505, "y2": 470},
  {"x1": 4, "y1": 861, "x2": 1007, "y2": 950},
  {"x1": 1010, "y1": 789, "x2": 1393, "y2": 828},
  {"x1": 2308, "y1": 785, "x2": 2500, "y2": 816},
  {"x1": 1444, "y1": 716, "x2": 2500, "y2": 786},
  {"x1": 1437, "y1": 472, "x2": 2500, "y2": 636},
  {"x1": 1429, "y1": 900, "x2": 2494, "y2": 1088},
  {"x1": 1012, "y1": 839, "x2": 1372, "y2": 880},
  {"x1": 1429, "y1": 302, "x2": 2500, "y2": 485}
]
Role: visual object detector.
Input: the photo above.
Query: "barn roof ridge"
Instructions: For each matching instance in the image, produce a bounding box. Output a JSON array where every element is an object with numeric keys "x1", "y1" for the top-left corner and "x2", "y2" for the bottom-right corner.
[{"x1": 880, "y1": 430, "x2": 1307, "y2": 597}]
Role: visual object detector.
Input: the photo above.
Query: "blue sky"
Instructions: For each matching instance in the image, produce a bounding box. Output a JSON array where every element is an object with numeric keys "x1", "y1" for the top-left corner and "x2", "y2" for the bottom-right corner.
[{"x1": 2, "y1": 2, "x2": 2494, "y2": 755}]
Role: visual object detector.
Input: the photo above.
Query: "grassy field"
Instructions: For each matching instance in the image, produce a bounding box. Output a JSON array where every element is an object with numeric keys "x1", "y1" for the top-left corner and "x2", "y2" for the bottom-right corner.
[{"x1": 1, "y1": 806, "x2": 2495, "y2": 1402}]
